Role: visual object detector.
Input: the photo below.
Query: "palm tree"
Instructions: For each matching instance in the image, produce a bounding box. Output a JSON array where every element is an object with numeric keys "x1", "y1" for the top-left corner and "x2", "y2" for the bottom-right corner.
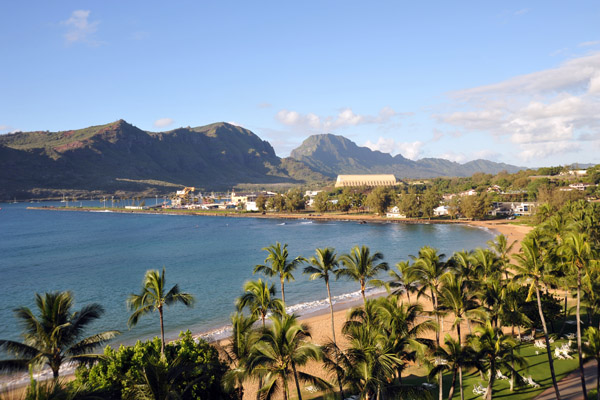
[
  {"x1": 412, "y1": 246, "x2": 447, "y2": 400},
  {"x1": 254, "y1": 242, "x2": 306, "y2": 306},
  {"x1": 127, "y1": 268, "x2": 195, "y2": 356},
  {"x1": 223, "y1": 312, "x2": 259, "y2": 400},
  {"x1": 438, "y1": 274, "x2": 482, "y2": 400},
  {"x1": 338, "y1": 245, "x2": 389, "y2": 306},
  {"x1": 0, "y1": 291, "x2": 119, "y2": 379},
  {"x1": 338, "y1": 320, "x2": 401, "y2": 400},
  {"x1": 513, "y1": 237, "x2": 562, "y2": 400},
  {"x1": 303, "y1": 247, "x2": 345, "y2": 397},
  {"x1": 487, "y1": 234, "x2": 516, "y2": 281},
  {"x1": 428, "y1": 335, "x2": 479, "y2": 400},
  {"x1": 582, "y1": 327, "x2": 600, "y2": 400},
  {"x1": 236, "y1": 279, "x2": 284, "y2": 400},
  {"x1": 387, "y1": 260, "x2": 419, "y2": 302},
  {"x1": 249, "y1": 313, "x2": 330, "y2": 400},
  {"x1": 467, "y1": 321, "x2": 526, "y2": 400},
  {"x1": 373, "y1": 296, "x2": 436, "y2": 383},
  {"x1": 236, "y1": 279, "x2": 284, "y2": 329},
  {"x1": 559, "y1": 231, "x2": 594, "y2": 399}
]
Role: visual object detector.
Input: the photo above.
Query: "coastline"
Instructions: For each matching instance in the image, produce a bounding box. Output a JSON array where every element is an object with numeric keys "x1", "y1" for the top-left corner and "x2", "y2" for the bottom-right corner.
[{"x1": 2, "y1": 210, "x2": 531, "y2": 393}]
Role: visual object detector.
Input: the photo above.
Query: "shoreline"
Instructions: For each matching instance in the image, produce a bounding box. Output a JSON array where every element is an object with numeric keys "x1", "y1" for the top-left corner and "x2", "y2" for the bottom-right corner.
[{"x1": 1, "y1": 210, "x2": 531, "y2": 393}]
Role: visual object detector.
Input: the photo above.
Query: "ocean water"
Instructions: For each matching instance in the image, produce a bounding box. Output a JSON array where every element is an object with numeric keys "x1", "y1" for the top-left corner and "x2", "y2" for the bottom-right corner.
[{"x1": 0, "y1": 201, "x2": 496, "y2": 345}]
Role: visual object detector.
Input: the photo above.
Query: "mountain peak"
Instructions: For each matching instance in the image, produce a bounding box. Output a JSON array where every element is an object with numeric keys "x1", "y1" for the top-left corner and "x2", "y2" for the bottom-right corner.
[{"x1": 289, "y1": 133, "x2": 521, "y2": 178}]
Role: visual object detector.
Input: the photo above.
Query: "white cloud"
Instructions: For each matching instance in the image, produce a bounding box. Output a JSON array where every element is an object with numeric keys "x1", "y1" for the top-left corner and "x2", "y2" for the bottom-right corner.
[
  {"x1": 275, "y1": 106, "x2": 410, "y2": 132},
  {"x1": 62, "y1": 10, "x2": 100, "y2": 45},
  {"x1": 579, "y1": 40, "x2": 600, "y2": 47},
  {"x1": 514, "y1": 8, "x2": 530, "y2": 16},
  {"x1": 153, "y1": 118, "x2": 174, "y2": 128},
  {"x1": 364, "y1": 137, "x2": 424, "y2": 160},
  {"x1": 0, "y1": 125, "x2": 11, "y2": 132},
  {"x1": 438, "y1": 51, "x2": 600, "y2": 162},
  {"x1": 227, "y1": 121, "x2": 242, "y2": 127},
  {"x1": 258, "y1": 102, "x2": 272, "y2": 109}
]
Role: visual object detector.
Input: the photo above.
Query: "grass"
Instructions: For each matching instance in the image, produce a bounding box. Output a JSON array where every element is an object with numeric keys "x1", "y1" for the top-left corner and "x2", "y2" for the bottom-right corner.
[{"x1": 296, "y1": 339, "x2": 581, "y2": 400}]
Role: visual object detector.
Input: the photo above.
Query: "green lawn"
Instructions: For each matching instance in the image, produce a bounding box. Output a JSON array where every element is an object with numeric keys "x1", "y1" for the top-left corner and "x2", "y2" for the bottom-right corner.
[{"x1": 299, "y1": 339, "x2": 580, "y2": 400}]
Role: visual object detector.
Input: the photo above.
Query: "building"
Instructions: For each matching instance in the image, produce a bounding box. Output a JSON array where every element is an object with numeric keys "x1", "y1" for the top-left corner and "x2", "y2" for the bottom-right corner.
[
  {"x1": 433, "y1": 205, "x2": 449, "y2": 216},
  {"x1": 386, "y1": 206, "x2": 406, "y2": 219},
  {"x1": 335, "y1": 174, "x2": 397, "y2": 188}
]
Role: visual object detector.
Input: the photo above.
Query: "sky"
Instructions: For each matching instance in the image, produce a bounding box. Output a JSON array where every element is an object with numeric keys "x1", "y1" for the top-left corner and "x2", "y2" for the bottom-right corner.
[{"x1": 1, "y1": 2, "x2": 599, "y2": 168}]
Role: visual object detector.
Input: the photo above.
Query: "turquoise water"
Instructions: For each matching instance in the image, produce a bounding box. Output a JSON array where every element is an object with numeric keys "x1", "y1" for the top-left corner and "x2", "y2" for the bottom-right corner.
[{"x1": 0, "y1": 201, "x2": 495, "y2": 345}]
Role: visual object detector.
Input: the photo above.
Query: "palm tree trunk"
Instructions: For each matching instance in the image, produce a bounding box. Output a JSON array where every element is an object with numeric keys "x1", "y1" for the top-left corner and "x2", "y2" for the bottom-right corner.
[
  {"x1": 257, "y1": 317, "x2": 266, "y2": 400},
  {"x1": 536, "y1": 285, "x2": 561, "y2": 400},
  {"x1": 283, "y1": 375, "x2": 289, "y2": 400},
  {"x1": 448, "y1": 369, "x2": 457, "y2": 400},
  {"x1": 433, "y1": 291, "x2": 442, "y2": 400},
  {"x1": 485, "y1": 364, "x2": 495, "y2": 400},
  {"x1": 577, "y1": 269, "x2": 588, "y2": 398},
  {"x1": 459, "y1": 367, "x2": 464, "y2": 400},
  {"x1": 327, "y1": 280, "x2": 345, "y2": 398},
  {"x1": 291, "y1": 361, "x2": 303, "y2": 400},
  {"x1": 361, "y1": 279, "x2": 366, "y2": 306},
  {"x1": 281, "y1": 276, "x2": 286, "y2": 307},
  {"x1": 159, "y1": 305, "x2": 165, "y2": 356}
]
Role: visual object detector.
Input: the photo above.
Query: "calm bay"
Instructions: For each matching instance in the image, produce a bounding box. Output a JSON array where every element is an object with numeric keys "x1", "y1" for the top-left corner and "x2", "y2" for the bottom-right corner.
[{"x1": 0, "y1": 201, "x2": 495, "y2": 345}]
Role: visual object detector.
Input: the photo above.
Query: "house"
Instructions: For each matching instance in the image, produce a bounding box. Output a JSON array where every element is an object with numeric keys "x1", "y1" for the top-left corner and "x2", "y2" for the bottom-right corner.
[
  {"x1": 511, "y1": 202, "x2": 536, "y2": 216},
  {"x1": 459, "y1": 189, "x2": 478, "y2": 197},
  {"x1": 305, "y1": 190, "x2": 322, "y2": 207},
  {"x1": 433, "y1": 205, "x2": 449, "y2": 216},
  {"x1": 569, "y1": 183, "x2": 594, "y2": 191},
  {"x1": 488, "y1": 202, "x2": 513, "y2": 217},
  {"x1": 386, "y1": 206, "x2": 406, "y2": 219}
]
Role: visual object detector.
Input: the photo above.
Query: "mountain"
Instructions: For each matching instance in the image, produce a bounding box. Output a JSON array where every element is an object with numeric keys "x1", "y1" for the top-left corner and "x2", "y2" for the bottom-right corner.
[
  {"x1": 0, "y1": 120, "x2": 329, "y2": 199},
  {"x1": 290, "y1": 134, "x2": 522, "y2": 178}
]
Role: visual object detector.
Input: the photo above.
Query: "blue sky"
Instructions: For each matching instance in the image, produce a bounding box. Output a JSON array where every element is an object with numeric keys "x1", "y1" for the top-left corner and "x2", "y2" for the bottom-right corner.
[{"x1": 1, "y1": 2, "x2": 599, "y2": 167}]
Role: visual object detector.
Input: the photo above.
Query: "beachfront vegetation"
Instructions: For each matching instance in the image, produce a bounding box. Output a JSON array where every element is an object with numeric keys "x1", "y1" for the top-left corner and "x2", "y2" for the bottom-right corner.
[{"x1": 1, "y1": 199, "x2": 599, "y2": 400}]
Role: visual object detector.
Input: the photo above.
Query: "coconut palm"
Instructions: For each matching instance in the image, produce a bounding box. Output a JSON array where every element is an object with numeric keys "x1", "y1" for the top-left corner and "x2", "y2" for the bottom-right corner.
[
  {"x1": 513, "y1": 236, "x2": 562, "y2": 400},
  {"x1": 254, "y1": 242, "x2": 306, "y2": 306},
  {"x1": 437, "y1": 273, "x2": 483, "y2": 400},
  {"x1": 236, "y1": 279, "x2": 284, "y2": 400},
  {"x1": 373, "y1": 296, "x2": 436, "y2": 383},
  {"x1": 127, "y1": 268, "x2": 195, "y2": 356},
  {"x1": 486, "y1": 234, "x2": 516, "y2": 281},
  {"x1": 467, "y1": 321, "x2": 526, "y2": 400},
  {"x1": 582, "y1": 327, "x2": 600, "y2": 400},
  {"x1": 236, "y1": 279, "x2": 284, "y2": 329},
  {"x1": 0, "y1": 291, "x2": 119, "y2": 379},
  {"x1": 303, "y1": 247, "x2": 345, "y2": 397},
  {"x1": 412, "y1": 246, "x2": 448, "y2": 400},
  {"x1": 338, "y1": 245, "x2": 389, "y2": 306},
  {"x1": 249, "y1": 313, "x2": 330, "y2": 400},
  {"x1": 428, "y1": 335, "x2": 479, "y2": 400},
  {"x1": 471, "y1": 248, "x2": 503, "y2": 284},
  {"x1": 558, "y1": 231, "x2": 594, "y2": 399},
  {"x1": 338, "y1": 321, "x2": 401, "y2": 400},
  {"x1": 387, "y1": 260, "x2": 419, "y2": 302},
  {"x1": 223, "y1": 312, "x2": 259, "y2": 400}
]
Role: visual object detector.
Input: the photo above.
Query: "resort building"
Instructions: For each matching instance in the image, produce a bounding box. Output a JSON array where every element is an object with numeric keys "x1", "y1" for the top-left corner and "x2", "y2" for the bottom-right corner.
[
  {"x1": 335, "y1": 174, "x2": 397, "y2": 188},
  {"x1": 386, "y1": 206, "x2": 406, "y2": 219}
]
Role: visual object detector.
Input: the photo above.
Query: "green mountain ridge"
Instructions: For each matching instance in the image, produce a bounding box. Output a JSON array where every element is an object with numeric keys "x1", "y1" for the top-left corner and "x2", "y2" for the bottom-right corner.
[
  {"x1": 0, "y1": 120, "x2": 329, "y2": 199},
  {"x1": 0, "y1": 122, "x2": 523, "y2": 200},
  {"x1": 289, "y1": 134, "x2": 522, "y2": 178}
]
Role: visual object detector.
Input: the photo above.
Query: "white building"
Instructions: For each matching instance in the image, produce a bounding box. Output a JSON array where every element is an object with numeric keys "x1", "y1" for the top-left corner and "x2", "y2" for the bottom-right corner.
[
  {"x1": 433, "y1": 205, "x2": 449, "y2": 216},
  {"x1": 386, "y1": 206, "x2": 406, "y2": 219}
]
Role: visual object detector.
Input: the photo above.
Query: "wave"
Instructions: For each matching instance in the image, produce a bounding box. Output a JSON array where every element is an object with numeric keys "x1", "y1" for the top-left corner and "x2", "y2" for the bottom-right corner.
[{"x1": 191, "y1": 286, "x2": 387, "y2": 343}]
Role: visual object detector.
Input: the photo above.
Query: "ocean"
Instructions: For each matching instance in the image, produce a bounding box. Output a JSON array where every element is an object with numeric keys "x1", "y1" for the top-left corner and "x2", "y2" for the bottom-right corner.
[{"x1": 0, "y1": 201, "x2": 495, "y2": 345}]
